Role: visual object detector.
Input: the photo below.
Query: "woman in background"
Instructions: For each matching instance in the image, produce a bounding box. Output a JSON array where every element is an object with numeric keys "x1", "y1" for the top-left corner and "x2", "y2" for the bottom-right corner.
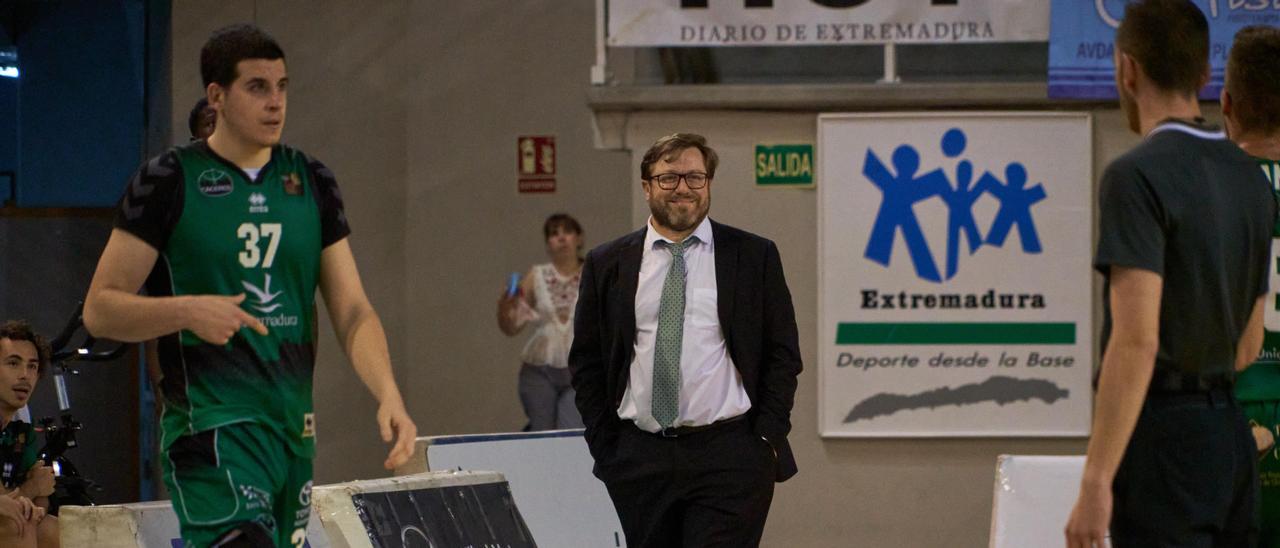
[{"x1": 498, "y1": 214, "x2": 585, "y2": 430}]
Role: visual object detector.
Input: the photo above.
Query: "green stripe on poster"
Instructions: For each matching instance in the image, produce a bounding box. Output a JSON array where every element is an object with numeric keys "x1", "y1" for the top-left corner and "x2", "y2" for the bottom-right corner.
[{"x1": 836, "y1": 322, "x2": 1076, "y2": 345}]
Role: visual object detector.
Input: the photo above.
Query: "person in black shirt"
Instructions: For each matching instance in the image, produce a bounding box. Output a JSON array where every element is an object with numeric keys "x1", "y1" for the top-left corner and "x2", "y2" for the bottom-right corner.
[{"x1": 1065, "y1": 2, "x2": 1275, "y2": 547}]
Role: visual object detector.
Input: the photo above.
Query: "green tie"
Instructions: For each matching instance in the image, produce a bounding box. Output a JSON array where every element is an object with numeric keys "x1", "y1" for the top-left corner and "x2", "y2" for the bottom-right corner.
[{"x1": 653, "y1": 236, "x2": 699, "y2": 429}]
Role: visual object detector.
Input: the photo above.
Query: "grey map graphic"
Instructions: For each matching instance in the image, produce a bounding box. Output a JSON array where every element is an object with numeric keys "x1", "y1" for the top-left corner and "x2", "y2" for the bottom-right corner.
[{"x1": 843, "y1": 375, "x2": 1069, "y2": 423}]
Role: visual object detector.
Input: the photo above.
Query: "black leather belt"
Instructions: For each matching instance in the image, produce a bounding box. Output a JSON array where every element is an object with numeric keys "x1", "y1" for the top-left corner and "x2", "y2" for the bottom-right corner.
[
  {"x1": 1148, "y1": 368, "x2": 1234, "y2": 394},
  {"x1": 648, "y1": 414, "x2": 747, "y2": 438}
]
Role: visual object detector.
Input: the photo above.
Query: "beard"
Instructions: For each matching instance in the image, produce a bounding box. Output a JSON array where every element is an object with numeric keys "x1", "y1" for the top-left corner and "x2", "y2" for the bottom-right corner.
[{"x1": 649, "y1": 193, "x2": 709, "y2": 233}]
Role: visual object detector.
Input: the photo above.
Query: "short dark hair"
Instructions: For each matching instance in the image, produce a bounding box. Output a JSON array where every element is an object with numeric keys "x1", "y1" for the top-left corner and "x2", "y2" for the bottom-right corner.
[
  {"x1": 1115, "y1": 0, "x2": 1209, "y2": 97},
  {"x1": 640, "y1": 133, "x2": 720, "y2": 181},
  {"x1": 0, "y1": 320, "x2": 49, "y2": 376},
  {"x1": 200, "y1": 24, "x2": 286, "y2": 88},
  {"x1": 1227, "y1": 25, "x2": 1280, "y2": 136},
  {"x1": 543, "y1": 213, "x2": 583, "y2": 240},
  {"x1": 188, "y1": 97, "x2": 211, "y2": 139}
]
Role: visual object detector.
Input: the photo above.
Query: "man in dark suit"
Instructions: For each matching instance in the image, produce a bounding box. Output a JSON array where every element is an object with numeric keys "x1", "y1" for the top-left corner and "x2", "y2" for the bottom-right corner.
[{"x1": 570, "y1": 133, "x2": 802, "y2": 547}]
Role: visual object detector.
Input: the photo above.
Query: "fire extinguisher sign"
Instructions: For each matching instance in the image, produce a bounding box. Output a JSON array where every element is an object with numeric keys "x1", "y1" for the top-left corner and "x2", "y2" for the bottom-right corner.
[{"x1": 517, "y1": 136, "x2": 556, "y2": 193}]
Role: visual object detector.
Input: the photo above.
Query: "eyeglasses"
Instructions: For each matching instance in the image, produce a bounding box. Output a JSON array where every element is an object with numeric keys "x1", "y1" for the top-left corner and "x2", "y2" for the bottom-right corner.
[{"x1": 649, "y1": 172, "x2": 709, "y2": 190}]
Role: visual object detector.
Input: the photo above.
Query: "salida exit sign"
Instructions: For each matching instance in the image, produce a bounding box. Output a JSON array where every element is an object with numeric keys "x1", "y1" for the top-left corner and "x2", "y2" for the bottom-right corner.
[{"x1": 755, "y1": 144, "x2": 814, "y2": 188}]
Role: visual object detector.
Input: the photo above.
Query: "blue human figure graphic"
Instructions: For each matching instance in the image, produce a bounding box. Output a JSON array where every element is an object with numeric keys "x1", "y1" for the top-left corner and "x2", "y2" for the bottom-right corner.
[
  {"x1": 863, "y1": 144, "x2": 950, "y2": 282},
  {"x1": 937, "y1": 129, "x2": 991, "y2": 280},
  {"x1": 980, "y1": 162, "x2": 1046, "y2": 253}
]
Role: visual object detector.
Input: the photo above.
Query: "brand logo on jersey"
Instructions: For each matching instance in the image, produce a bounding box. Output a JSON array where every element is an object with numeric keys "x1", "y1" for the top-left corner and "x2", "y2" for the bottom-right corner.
[
  {"x1": 242, "y1": 273, "x2": 284, "y2": 314},
  {"x1": 302, "y1": 413, "x2": 315, "y2": 439},
  {"x1": 197, "y1": 169, "x2": 234, "y2": 197},
  {"x1": 249, "y1": 192, "x2": 269, "y2": 214},
  {"x1": 283, "y1": 173, "x2": 303, "y2": 196},
  {"x1": 241, "y1": 273, "x2": 300, "y2": 328}
]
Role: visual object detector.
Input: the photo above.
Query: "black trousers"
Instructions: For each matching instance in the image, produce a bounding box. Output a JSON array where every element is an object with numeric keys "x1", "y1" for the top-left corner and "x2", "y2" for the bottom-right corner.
[
  {"x1": 1111, "y1": 389, "x2": 1259, "y2": 547},
  {"x1": 599, "y1": 419, "x2": 776, "y2": 548}
]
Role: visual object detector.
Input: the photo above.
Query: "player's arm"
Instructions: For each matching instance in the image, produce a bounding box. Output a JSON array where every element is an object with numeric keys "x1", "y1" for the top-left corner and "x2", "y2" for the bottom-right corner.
[
  {"x1": 317, "y1": 238, "x2": 417, "y2": 470},
  {"x1": 1237, "y1": 295, "x2": 1266, "y2": 371},
  {"x1": 84, "y1": 230, "x2": 266, "y2": 344},
  {"x1": 1065, "y1": 266, "x2": 1161, "y2": 548}
]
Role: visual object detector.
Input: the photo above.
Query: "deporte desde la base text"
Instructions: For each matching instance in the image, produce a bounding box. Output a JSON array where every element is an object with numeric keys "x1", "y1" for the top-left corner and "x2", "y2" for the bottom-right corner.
[{"x1": 837, "y1": 351, "x2": 1073, "y2": 370}]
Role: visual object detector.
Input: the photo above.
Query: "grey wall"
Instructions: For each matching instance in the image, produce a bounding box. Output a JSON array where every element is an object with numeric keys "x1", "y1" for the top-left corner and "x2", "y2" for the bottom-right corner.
[{"x1": 402, "y1": 0, "x2": 632, "y2": 441}]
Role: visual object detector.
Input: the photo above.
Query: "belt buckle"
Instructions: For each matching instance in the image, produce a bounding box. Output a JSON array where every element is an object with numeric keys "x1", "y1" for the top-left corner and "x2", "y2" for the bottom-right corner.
[{"x1": 659, "y1": 427, "x2": 679, "y2": 438}]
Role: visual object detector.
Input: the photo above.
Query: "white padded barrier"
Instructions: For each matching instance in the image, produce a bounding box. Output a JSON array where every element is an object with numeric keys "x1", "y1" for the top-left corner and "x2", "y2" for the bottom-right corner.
[
  {"x1": 60, "y1": 470, "x2": 529, "y2": 548},
  {"x1": 396, "y1": 429, "x2": 626, "y2": 547},
  {"x1": 60, "y1": 500, "x2": 329, "y2": 548},
  {"x1": 312, "y1": 470, "x2": 531, "y2": 548},
  {"x1": 989, "y1": 455, "x2": 1108, "y2": 548}
]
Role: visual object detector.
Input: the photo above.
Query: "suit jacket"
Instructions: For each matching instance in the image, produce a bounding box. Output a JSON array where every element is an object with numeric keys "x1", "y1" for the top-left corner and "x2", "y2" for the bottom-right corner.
[{"x1": 569, "y1": 219, "x2": 802, "y2": 482}]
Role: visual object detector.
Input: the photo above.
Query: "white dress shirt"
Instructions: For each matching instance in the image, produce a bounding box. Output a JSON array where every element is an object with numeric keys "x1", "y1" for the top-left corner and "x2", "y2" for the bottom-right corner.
[{"x1": 617, "y1": 216, "x2": 752, "y2": 432}]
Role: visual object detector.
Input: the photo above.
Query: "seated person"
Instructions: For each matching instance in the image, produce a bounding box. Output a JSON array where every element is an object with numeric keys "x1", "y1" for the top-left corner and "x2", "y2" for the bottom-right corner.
[{"x1": 0, "y1": 321, "x2": 57, "y2": 547}]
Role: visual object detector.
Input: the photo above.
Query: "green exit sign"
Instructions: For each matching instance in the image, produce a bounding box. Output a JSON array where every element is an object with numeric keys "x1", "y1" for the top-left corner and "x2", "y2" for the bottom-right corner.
[{"x1": 755, "y1": 144, "x2": 814, "y2": 187}]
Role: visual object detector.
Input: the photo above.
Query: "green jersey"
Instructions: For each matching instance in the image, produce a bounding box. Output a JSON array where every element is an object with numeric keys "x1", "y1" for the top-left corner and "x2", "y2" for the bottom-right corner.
[
  {"x1": 1239, "y1": 157, "x2": 1280, "y2": 401},
  {"x1": 0, "y1": 420, "x2": 37, "y2": 489},
  {"x1": 115, "y1": 141, "x2": 350, "y2": 457}
]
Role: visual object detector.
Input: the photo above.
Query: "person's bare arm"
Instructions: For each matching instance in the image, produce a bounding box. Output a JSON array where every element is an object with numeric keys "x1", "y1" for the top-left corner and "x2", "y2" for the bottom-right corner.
[
  {"x1": 318, "y1": 238, "x2": 417, "y2": 470},
  {"x1": 1236, "y1": 295, "x2": 1267, "y2": 371},
  {"x1": 84, "y1": 229, "x2": 265, "y2": 343},
  {"x1": 1065, "y1": 266, "x2": 1162, "y2": 548}
]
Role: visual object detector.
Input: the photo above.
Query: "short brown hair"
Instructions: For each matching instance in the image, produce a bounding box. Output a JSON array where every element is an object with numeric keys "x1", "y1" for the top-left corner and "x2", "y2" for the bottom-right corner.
[
  {"x1": 1227, "y1": 25, "x2": 1280, "y2": 136},
  {"x1": 0, "y1": 320, "x2": 49, "y2": 376},
  {"x1": 640, "y1": 133, "x2": 719, "y2": 181},
  {"x1": 543, "y1": 213, "x2": 583, "y2": 239},
  {"x1": 1115, "y1": 0, "x2": 1209, "y2": 97}
]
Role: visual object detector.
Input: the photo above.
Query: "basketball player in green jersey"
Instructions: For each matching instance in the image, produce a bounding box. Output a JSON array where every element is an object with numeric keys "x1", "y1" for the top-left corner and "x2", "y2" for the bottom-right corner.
[
  {"x1": 83, "y1": 24, "x2": 417, "y2": 547},
  {"x1": 1226, "y1": 24, "x2": 1280, "y2": 548}
]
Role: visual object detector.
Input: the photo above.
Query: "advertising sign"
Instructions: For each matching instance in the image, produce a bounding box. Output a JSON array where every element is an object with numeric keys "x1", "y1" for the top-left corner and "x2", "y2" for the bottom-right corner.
[
  {"x1": 818, "y1": 112, "x2": 1093, "y2": 437},
  {"x1": 609, "y1": 0, "x2": 1049, "y2": 46},
  {"x1": 1049, "y1": 0, "x2": 1280, "y2": 99}
]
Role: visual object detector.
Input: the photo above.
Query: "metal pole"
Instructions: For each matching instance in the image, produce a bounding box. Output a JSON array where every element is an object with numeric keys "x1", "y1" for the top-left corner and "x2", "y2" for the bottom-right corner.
[
  {"x1": 880, "y1": 42, "x2": 900, "y2": 84},
  {"x1": 592, "y1": 0, "x2": 608, "y2": 85}
]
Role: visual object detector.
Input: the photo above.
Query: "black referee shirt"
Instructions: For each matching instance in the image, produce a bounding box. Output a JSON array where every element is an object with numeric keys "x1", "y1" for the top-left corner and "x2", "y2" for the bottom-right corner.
[{"x1": 1095, "y1": 118, "x2": 1274, "y2": 379}]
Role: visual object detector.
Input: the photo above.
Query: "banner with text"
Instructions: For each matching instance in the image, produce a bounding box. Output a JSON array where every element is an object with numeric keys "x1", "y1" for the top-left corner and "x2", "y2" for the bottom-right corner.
[
  {"x1": 608, "y1": 0, "x2": 1049, "y2": 47},
  {"x1": 1049, "y1": 0, "x2": 1280, "y2": 99},
  {"x1": 818, "y1": 112, "x2": 1093, "y2": 437}
]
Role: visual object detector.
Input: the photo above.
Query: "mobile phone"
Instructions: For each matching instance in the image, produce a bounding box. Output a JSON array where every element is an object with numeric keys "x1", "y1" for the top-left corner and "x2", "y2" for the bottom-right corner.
[{"x1": 506, "y1": 272, "x2": 521, "y2": 297}]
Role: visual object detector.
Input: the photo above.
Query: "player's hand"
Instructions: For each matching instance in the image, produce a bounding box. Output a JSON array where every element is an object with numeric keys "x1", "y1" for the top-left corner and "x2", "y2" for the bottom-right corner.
[
  {"x1": 21, "y1": 465, "x2": 55, "y2": 499},
  {"x1": 1065, "y1": 481, "x2": 1111, "y2": 548},
  {"x1": 1253, "y1": 424, "x2": 1275, "y2": 455},
  {"x1": 377, "y1": 399, "x2": 418, "y2": 471},
  {"x1": 185, "y1": 294, "x2": 268, "y2": 344}
]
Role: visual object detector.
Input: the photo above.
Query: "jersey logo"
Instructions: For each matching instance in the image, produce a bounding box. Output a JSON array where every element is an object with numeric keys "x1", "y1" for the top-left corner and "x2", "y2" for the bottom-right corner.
[
  {"x1": 283, "y1": 173, "x2": 303, "y2": 196},
  {"x1": 249, "y1": 192, "x2": 269, "y2": 214},
  {"x1": 242, "y1": 273, "x2": 284, "y2": 314},
  {"x1": 197, "y1": 169, "x2": 234, "y2": 197},
  {"x1": 302, "y1": 413, "x2": 316, "y2": 438}
]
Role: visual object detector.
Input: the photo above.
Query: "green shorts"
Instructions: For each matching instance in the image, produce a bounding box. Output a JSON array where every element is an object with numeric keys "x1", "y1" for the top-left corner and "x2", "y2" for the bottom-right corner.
[
  {"x1": 162, "y1": 422, "x2": 312, "y2": 548},
  {"x1": 1242, "y1": 399, "x2": 1280, "y2": 548}
]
